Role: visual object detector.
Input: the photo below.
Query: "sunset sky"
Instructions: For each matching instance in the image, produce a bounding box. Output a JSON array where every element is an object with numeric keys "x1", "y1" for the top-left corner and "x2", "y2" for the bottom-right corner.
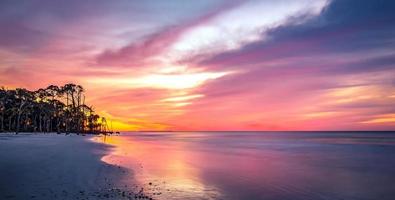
[{"x1": 1, "y1": 0, "x2": 394, "y2": 131}]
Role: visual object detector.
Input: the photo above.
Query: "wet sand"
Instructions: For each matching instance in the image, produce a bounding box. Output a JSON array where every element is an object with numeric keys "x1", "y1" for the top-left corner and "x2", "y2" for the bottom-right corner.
[{"x1": 0, "y1": 133, "x2": 150, "y2": 200}]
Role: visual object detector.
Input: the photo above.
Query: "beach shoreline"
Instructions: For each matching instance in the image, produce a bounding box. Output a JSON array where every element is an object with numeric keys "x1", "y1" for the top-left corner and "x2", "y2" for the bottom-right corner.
[
  {"x1": 0, "y1": 133, "x2": 149, "y2": 200},
  {"x1": 89, "y1": 131, "x2": 395, "y2": 200}
]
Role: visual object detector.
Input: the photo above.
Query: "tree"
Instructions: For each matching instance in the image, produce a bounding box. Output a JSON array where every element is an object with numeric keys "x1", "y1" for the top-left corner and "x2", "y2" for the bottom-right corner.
[{"x1": 0, "y1": 84, "x2": 108, "y2": 134}]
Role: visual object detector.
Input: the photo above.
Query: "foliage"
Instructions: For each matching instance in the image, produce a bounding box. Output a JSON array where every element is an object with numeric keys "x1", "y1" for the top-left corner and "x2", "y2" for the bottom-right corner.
[{"x1": 0, "y1": 84, "x2": 108, "y2": 134}]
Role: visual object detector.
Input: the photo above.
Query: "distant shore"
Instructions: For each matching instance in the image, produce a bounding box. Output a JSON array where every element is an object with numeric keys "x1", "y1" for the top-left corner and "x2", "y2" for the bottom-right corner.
[{"x1": 0, "y1": 133, "x2": 148, "y2": 200}]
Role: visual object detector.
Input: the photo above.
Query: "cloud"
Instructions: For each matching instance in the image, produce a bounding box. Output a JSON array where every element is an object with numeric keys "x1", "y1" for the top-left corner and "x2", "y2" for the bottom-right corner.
[
  {"x1": 88, "y1": 71, "x2": 230, "y2": 90},
  {"x1": 95, "y1": 0, "x2": 245, "y2": 67},
  {"x1": 200, "y1": 0, "x2": 395, "y2": 71},
  {"x1": 1, "y1": 0, "x2": 395, "y2": 130},
  {"x1": 95, "y1": 26, "x2": 186, "y2": 67},
  {"x1": 167, "y1": 0, "x2": 395, "y2": 130},
  {"x1": 167, "y1": 0, "x2": 329, "y2": 63},
  {"x1": 94, "y1": 0, "x2": 329, "y2": 68}
]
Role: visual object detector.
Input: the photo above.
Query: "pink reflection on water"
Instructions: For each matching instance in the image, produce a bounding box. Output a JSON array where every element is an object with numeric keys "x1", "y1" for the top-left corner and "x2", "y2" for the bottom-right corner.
[
  {"x1": 93, "y1": 132, "x2": 395, "y2": 200},
  {"x1": 94, "y1": 134, "x2": 223, "y2": 199}
]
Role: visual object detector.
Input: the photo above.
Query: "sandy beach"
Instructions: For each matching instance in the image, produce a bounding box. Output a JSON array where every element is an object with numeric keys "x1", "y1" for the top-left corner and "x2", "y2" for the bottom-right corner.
[
  {"x1": 0, "y1": 133, "x2": 149, "y2": 200},
  {"x1": 1, "y1": 132, "x2": 395, "y2": 200}
]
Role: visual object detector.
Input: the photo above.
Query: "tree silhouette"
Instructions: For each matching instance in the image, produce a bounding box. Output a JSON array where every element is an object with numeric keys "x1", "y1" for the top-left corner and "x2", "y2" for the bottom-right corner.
[{"x1": 0, "y1": 84, "x2": 109, "y2": 134}]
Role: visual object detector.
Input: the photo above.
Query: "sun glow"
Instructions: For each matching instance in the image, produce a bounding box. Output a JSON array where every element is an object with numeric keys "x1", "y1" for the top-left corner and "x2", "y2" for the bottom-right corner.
[
  {"x1": 90, "y1": 71, "x2": 231, "y2": 90},
  {"x1": 137, "y1": 73, "x2": 226, "y2": 89},
  {"x1": 161, "y1": 94, "x2": 204, "y2": 102}
]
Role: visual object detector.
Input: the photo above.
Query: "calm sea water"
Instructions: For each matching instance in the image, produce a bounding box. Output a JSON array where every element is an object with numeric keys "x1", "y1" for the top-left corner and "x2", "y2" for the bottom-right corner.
[{"x1": 99, "y1": 131, "x2": 395, "y2": 200}]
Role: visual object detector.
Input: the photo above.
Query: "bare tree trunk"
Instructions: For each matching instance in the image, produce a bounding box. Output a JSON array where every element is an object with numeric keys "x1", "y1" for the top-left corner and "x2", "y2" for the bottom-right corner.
[
  {"x1": 16, "y1": 99, "x2": 27, "y2": 134},
  {"x1": 23, "y1": 113, "x2": 27, "y2": 131},
  {"x1": 8, "y1": 115, "x2": 12, "y2": 132},
  {"x1": 66, "y1": 92, "x2": 69, "y2": 133},
  {"x1": 33, "y1": 115, "x2": 37, "y2": 132},
  {"x1": 0, "y1": 112, "x2": 4, "y2": 132},
  {"x1": 50, "y1": 117, "x2": 53, "y2": 132},
  {"x1": 44, "y1": 116, "x2": 46, "y2": 133},
  {"x1": 16, "y1": 112, "x2": 21, "y2": 134},
  {"x1": 43, "y1": 116, "x2": 46, "y2": 133},
  {"x1": 71, "y1": 92, "x2": 76, "y2": 109},
  {"x1": 39, "y1": 114, "x2": 42, "y2": 132},
  {"x1": 46, "y1": 117, "x2": 50, "y2": 132},
  {"x1": 56, "y1": 117, "x2": 60, "y2": 134}
]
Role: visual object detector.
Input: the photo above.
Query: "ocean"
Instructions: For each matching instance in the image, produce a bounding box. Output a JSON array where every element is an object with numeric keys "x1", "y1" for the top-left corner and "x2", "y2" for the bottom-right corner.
[{"x1": 100, "y1": 131, "x2": 395, "y2": 200}]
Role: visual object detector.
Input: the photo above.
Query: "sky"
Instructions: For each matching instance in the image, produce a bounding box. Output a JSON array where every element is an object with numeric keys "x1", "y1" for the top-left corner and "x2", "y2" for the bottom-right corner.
[{"x1": 0, "y1": 0, "x2": 394, "y2": 131}]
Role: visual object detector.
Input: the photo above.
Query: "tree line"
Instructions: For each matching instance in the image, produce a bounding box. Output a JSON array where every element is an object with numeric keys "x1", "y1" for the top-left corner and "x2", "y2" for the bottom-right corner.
[{"x1": 0, "y1": 83, "x2": 110, "y2": 134}]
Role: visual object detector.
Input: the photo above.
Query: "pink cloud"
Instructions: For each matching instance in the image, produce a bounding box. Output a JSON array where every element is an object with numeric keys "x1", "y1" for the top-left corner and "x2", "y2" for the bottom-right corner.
[{"x1": 95, "y1": 1, "x2": 245, "y2": 67}]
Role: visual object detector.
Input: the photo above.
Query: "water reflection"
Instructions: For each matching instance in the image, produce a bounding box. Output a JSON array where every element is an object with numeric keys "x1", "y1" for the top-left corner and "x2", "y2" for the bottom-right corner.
[
  {"x1": 96, "y1": 133, "x2": 222, "y2": 199},
  {"x1": 95, "y1": 132, "x2": 395, "y2": 200}
]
